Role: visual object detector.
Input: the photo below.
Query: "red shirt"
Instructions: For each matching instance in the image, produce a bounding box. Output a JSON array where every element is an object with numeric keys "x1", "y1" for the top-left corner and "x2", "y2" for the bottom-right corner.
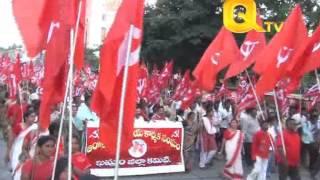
[
  {"x1": 12, "y1": 123, "x2": 24, "y2": 136},
  {"x1": 251, "y1": 130, "x2": 273, "y2": 160},
  {"x1": 72, "y1": 152, "x2": 92, "y2": 171},
  {"x1": 21, "y1": 158, "x2": 53, "y2": 180},
  {"x1": 276, "y1": 129, "x2": 301, "y2": 166},
  {"x1": 7, "y1": 103, "x2": 27, "y2": 126}
]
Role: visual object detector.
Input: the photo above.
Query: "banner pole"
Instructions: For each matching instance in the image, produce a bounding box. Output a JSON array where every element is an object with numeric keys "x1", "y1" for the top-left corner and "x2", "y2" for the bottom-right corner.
[
  {"x1": 245, "y1": 70, "x2": 265, "y2": 120},
  {"x1": 114, "y1": 24, "x2": 135, "y2": 180},
  {"x1": 50, "y1": 66, "x2": 72, "y2": 180},
  {"x1": 273, "y1": 89, "x2": 286, "y2": 156}
]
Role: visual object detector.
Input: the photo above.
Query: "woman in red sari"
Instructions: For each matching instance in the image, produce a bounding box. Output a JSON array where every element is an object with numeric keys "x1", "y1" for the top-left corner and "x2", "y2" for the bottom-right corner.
[
  {"x1": 219, "y1": 119, "x2": 244, "y2": 180},
  {"x1": 21, "y1": 135, "x2": 56, "y2": 180},
  {"x1": 72, "y1": 135, "x2": 92, "y2": 178}
]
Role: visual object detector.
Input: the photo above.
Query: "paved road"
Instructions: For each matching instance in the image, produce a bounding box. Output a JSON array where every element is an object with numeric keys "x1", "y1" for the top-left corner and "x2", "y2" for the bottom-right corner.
[
  {"x1": 0, "y1": 136, "x2": 12, "y2": 180},
  {"x1": 0, "y1": 135, "x2": 316, "y2": 180}
]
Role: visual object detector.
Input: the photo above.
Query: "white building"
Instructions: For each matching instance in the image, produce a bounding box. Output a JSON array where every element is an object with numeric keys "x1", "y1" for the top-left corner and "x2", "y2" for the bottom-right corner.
[{"x1": 86, "y1": 0, "x2": 122, "y2": 49}]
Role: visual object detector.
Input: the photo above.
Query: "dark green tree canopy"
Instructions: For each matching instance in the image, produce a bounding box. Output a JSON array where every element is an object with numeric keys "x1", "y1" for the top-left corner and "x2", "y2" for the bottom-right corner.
[{"x1": 141, "y1": 0, "x2": 320, "y2": 71}]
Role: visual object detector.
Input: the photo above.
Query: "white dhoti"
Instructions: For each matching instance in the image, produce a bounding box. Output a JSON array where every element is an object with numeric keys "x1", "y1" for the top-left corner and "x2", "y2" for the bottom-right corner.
[{"x1": 247, "y1": 156, "x2": 269, "y2": 180}]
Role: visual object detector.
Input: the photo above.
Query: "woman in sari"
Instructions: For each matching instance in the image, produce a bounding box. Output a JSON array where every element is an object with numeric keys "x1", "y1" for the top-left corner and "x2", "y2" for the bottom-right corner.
[
  {"x1": 10, "y1": 110, "x2": 38, "y2": 178},
  {"x1": 21, "y1": 135, "x2": 56, "y2": 180},
  {"x1": 219, "y1": 119, "x2": 244, "y2": 180},
  {"x1": 72, "y1": 134, "x2": 92, "y2": 178}
]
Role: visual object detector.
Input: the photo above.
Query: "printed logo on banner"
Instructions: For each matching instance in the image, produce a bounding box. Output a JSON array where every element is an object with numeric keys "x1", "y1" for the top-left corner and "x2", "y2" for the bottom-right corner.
[
  {"x1": 223, "y1": 0, "x2": 283, "y2": 33},
  {"x1": 128, "y1": 139, "x2": 148, "y2": 158}
]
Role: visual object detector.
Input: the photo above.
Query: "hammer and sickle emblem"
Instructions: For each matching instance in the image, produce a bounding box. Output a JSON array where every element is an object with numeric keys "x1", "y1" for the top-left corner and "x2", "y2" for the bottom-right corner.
[
  {"x1": 46, "y1": 21, "x2": 60, "y2": 43},
  {"x1": 276, "y1": 47, "x2": 293, "y2": 68},
  {"x1": 312, "y1": 42, "x2": 320, "y2": 53},
  {"x1": 211, "y1": 52, "x2": 221, "y2": 65},
  {"x1": 240, "y1": 41, "x2": 259, "y2": 59}
]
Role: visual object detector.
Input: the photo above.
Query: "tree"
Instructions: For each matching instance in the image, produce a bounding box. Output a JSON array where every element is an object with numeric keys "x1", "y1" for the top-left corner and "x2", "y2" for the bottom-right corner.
[
  {"x1": 142, "y1": 0, "x2": 320, "y2": 71},
  {"x1": 142, "y1": 0, "x2": 223, "y2": 71},
  {"x1": 85, "y1": 48, "x2": 100, "y2": 71}
]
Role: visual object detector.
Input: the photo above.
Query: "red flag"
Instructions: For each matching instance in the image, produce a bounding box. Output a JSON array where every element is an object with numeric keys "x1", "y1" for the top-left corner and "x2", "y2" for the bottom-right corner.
[
  {"x1": 13, "y1": 0, "x2": 47, "y2": 57},
  {"x1": 158, "y1": 61, "x2": 173, "y2": 89},
  {"x1": 13, "y1": 0, "x2": 81, "y2": 58},
  {"x1": 74, "y1": 0, "x2": 87, "y2": 70},
  {"x1": 137, "y1": 63, "x2": 149, "y2": 99},
  {"x1": 172, "y1": 70, "x2": 191, "y2": 100},
  {"x1": 193, "y1": 27, "x2": 241, "y2": 91},
  {"x1": 180, "y1": 82, "x2": 199, "y2": 110},
  {"x1": 91, "y1": 0, "x2": 144, "y2": 154},
  {"x1": 38, "y1": 0, "x2": 80, "y2": 130},
  {"x1": 291, "y1": 25, "x2": 320, "y2": 76},
  {"x1": 254, "y1": 5, "x2": 307, "y2": 75},
  {"x1": 236, "y1": 91, "x2": 257, "y2": 115},
  {"x1": 225, "y1": 18, "x2": 266, "y2": 79},
  {"x1": 254, "y1": 5, "x2": 307, "y2": 97},
  {"x1": 13, "y1": 55, "x2": 22, "y2": 84}
]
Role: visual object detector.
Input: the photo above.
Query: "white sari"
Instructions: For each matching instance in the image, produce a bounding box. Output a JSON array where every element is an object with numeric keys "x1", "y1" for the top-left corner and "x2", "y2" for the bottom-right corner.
[
  {"x1": 223, "y1": 129, "x2": 244, "y2": 180},
  {"x1": 10, "y1": 123, "x2": 38, "y2": 180}
]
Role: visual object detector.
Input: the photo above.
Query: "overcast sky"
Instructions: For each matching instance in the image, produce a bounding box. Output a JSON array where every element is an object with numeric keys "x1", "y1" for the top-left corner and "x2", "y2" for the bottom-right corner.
[{"x1": 0, "y1": 0, "x2": 23, "y2": 48}]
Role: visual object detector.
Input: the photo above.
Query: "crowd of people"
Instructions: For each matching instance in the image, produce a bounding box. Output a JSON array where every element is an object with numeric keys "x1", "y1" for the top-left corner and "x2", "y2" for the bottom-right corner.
[
  {"x1": 0, "y1": 78, "x2": 320, "y2": 180},
  {"x1": 0, "y1": 84, "x2": 99, "y2": 180},
  {"x1": 135, "y1": 91, "x2": 320, "y2": 180}
]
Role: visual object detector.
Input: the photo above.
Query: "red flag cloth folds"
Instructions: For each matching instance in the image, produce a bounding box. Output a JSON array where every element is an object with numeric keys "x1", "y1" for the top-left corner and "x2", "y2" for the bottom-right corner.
[
  {"x1": 91, "y1": 0, "x2": 145, "y2": 154},
  {"x1": 38, "y1": 0, "x2": 81, "y2": 130},
  {"x1": 253, "y1": 5, "x2": 307, "y2": 75},
  {"x1": 254, "y1": 5, "x2": 307, "y2": 98},
  {"x1": 193, "y1": 27, "x2": 241, "y2": 91},
  {"x1": 74, "y1": 0, "x2": 87, "y2": 70},
  {"x1": 290, "y1": 25, "x2": 320, "y2": 77},
  {"x1": 13, "y1": 0, "x2": 47, "y2": 57},
  {"x1": 225, "y1": 18, "x2": 266, "y2": 79},
  {"x1": 13, "y1": 55, "x2": 22, "y2": 84}
]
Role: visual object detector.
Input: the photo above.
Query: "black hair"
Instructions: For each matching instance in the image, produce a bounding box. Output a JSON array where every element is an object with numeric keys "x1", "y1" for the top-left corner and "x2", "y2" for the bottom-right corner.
[
  {"x1": 84, "y1": 92, "x2": 92, "y2": 102},
  {"x1": 31, "y1": 100, "x2": 40, "y2": 113},
  {"x1": 245, "y1": 107, "x2": 256, "y2": 114},
  {"x1": 48, "y1": 122, "x2": 59, "y2": 136},
  {"x1": 187, "y1": 111, "x2": 195, "y2": 119},
  {"x1": 286, "y1": 118, "x2": 295, "y2": 126},
  {"x1": 0, "y1": 98, "x2": 6, "y2": 105},
  {"x1": 37, "y1": 135, "x2": 56, "y2": 147},
  {"x1": 176, "y1": 109, "x2": 184, "y2": 116},
  {"x1": 260, "y1": 120, "x2": 269, "y2": 126},
  {"x1": 54, "y1": 157, "x2": 68, "y2": 180},
  {"x1": 23, "y1": 110, "x2": 36, "y2": 123},
  {"x1": 72, "y1": 134, "x2": 80, "y2": 143}
]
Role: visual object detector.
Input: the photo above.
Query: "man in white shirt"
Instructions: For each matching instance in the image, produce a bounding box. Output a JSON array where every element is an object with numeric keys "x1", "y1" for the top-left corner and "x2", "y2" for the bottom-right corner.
[
  {"x1": 134, "y1": 108, "x2": 145, "y2": 122},
  {"x1": 240, "y1": 107, "x2": 260, "y2": 167},
  {"x1": 199, "y1": 105, "x2": 218, "y2": 168}
]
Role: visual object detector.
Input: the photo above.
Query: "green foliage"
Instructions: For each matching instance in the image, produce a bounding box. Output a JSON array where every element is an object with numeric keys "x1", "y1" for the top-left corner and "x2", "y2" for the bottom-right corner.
[
  {"x1": 142, "y1": 0, "x2": 223, "y2": 71},
  {"x1": 85, "y1": 48, "x2": 100, "y2": 71},
  {"x1": 142, "y1": 0, "x2": 320, "y2": 72}
]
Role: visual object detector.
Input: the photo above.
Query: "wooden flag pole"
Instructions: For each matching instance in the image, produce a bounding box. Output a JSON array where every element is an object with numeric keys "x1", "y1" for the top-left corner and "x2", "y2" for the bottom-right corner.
[
  {"x1": 273, "y1": 89, "x2": 286, "y2": 156},
  {"x1": 114, "y1": 24, "x2": 135, "y2": 180},
  {"x1": 67, "y1": 1, "x2": 83, "y2": 180},
  {"x1": 245, "y1": 70, "x2": 265, "y2": 120},
  {"x1": 50, "y1": 67, "x2": 72, "y2": 180}
]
